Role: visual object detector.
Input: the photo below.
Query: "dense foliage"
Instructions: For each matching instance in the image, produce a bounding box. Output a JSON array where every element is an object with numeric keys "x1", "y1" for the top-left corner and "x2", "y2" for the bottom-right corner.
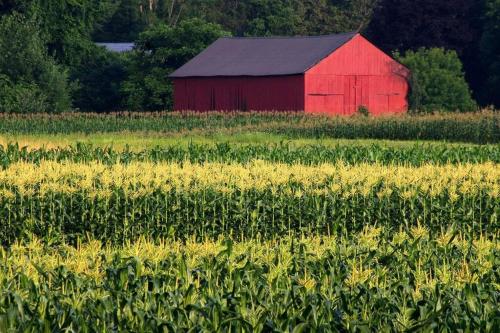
[
  {"x1": 0, "y1": 112, "x2": 497, "y2": 143},
  {"x1": 94, "y1": 0, "x2": 154, "y2": 42},
  {"x1": 94, "y1": 0, "x2": 377, "y2": 39},
  {"x1": 1, "y1": 0, "x2": 499, "y2": 111},
  {"x1": 366, "y1": 0, "x2": 497, "y2": 107},
  {"x1": 366, "y1": 0, "x2": 483, "y2": 95},
  {"x1": 479, "y1": 0, "x2": 500, "y2": 106},
  {"x1": 71, "y1": 47, "x2": 129, "y2": 112},
  {"x1": 122, "y1": 18, "x2": 230, "y2": 110},
  {"x1": 0, "y1": 0, "x2": 120, "y2": 112},
  {"x1": 0, "y1": 234, "x2": 497, "y2": 331},
  {"x1": 0, "y1": 13, "x2": 71, "y2": 113},
  {"x1": 367, "y1": 0, "x2": 482, "y2": 56},
  {"x1": 396, "y1": 48, "x2": 476, "y2": 112}
]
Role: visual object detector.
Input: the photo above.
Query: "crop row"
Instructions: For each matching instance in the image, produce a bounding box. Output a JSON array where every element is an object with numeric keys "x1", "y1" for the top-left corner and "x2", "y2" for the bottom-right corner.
[
  {"x1": 1, "y1": 142, "x2": 499, "y2": 167},
  {"x1": 1, "y1": 232, "x2": 497, "y2": 331},
  {"x1": 0, "y1": 161, "x2": 497, "y2": 244},
  {"x1": 0, "y1": 111, "x2": 498, "y2": 143}
]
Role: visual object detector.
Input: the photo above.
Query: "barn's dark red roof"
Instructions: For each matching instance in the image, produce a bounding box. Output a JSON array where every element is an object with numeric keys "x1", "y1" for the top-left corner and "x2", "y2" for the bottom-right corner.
[{"x1": 170, "y1": 32, "x2": 358, "y2": 78}]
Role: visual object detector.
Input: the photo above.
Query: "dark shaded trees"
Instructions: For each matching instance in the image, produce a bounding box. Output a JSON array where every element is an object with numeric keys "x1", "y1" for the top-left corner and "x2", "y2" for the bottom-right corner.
[
  {"x1": 366, "y1": 0, "x2": 485, "y2": 104},
  {"x1": 183, "y1": 0, "x2": 377, "y2": 36},
  {"x1": 121, "y1": 18, "x2": 230, "y2": 110},
  {"x1": 479, "y1": 0, "x2": 500, "y2": 106},
  {"x1": 71, "y1": 48, "x2": 129, "y2": 112},
  {"x1": 366, "y1": 0, "x2": 482, "y2": 55},
  {"x1": 7, "y1": 0, "x2": 118, "y2": 67},
  {"x1": 94, "y1": 0, "x2": 145, "y2": 42},
  {"x1": 94, "y1": 0, "x2": 188, "y2": 41},
  {"x1": 0, "y1": 13, "x2": 71, "y2": 113}
]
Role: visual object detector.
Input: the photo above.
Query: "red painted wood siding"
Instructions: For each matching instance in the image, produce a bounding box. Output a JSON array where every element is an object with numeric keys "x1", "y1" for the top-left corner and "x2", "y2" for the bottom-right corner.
[
  {"x1": 305, "y1": 35, "x2": 410, "y2": 115},
  {"x1": 174, "y1": 76, "x2": 304, "y2": 111},
  {"x1": 173, "y1": 34, "x2": 409, "y2": 115}
]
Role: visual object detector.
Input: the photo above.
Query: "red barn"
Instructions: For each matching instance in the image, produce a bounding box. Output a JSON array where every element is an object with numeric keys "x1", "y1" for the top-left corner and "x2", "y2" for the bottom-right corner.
[{"x1": 170, "y1": 32, "x2": 410, "y2": 115}]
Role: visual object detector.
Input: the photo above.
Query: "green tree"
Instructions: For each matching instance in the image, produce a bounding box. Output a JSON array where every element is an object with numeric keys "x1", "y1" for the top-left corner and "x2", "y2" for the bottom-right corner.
[
  {"x1": 72, "y1": 47, "x2": 129, "y2": 112},
  {"x1": 243, "y1": 0, "x2": 301, "y2": 36},
  {"x1": 183, "y1": 0, "x2": 248, "y2": 35},
  {"x1": 366, "y1": 0, "x2": 482, "y2": 56},
  {"x1": 342, "y1": 0, "x2": 379, "y2": 32},
  {"x1": 156, "y1": 0, "x2": 186, "y2": 26},
  {"x1": 396, "y1": 48, "x2": 477, "y2": 112},
  {"x1": 293, "y1": 0, "x2": 378, "y2": 35},
  {"x1": 0, "y1": 13, "x2": 71, "y2": 113},
  {"x1": 31, "y1": 0, "x2": 118, "y2": 66},
  {"x1": 33, "y1": 0, "x2": 127, "y2": 112},
  {"x1": 1, "y1": 0, "x2": 123, "y2": 112},
  {"x1": 94, "y1": 0, "x2": 187, "y2": 42},
  {"x1": 122, "y1": 18, "x2": 230, "y2": 110},
  {"x1": 1, "y1": 0, "x2": 119, "y2": 66},
  {"x1": 182, "y1": 0, "x2": 375, "y2": 37},
  {"x1": 94, "y1": 0, "x2": 145, "y2": 42}
]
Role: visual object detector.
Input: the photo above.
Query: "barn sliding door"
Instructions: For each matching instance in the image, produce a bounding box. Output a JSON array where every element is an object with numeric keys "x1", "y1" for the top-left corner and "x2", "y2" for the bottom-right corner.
[
  {"x1": 307, "y1": 75, "x2": 345, "y2": 115},
  {"x1": 307, "y1": 75, "x2": 371, "y2": 115},
  {"x1": 344, "y1": 76, "x2": 369, "y2": 115}
]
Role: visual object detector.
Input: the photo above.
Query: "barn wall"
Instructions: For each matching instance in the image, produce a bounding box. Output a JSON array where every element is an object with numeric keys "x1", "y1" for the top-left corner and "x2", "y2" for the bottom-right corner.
[
  {"x1": 305, "y1": 35, "x2": 410, "y2": 115},
  {"x1": 174, "y1": 76, "x2": 304, "y2": 111}
]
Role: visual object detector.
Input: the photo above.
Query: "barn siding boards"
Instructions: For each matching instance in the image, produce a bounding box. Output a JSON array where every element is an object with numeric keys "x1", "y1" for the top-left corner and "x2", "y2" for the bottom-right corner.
[
  {"x1": 306, "y1": 35, "x2": 408, "y2": 76},
  {"x1": 171, "y1": 33, "x2": 409, "y2": 115},
  {"x1": 174, "y1": 76, "x2": 305, "y2": 111}
]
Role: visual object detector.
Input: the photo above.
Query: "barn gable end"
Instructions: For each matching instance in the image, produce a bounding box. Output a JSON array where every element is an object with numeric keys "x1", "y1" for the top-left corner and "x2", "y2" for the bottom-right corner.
[{"x1": 305, "y1": 35, "x2": 410, "y2": 115}]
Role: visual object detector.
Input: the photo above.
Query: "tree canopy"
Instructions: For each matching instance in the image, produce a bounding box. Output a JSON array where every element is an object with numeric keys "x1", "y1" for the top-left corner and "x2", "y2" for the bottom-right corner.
[
  {"x1": 396, "y1": 48, "x2": 476, "y2": 112},
  {"x1": 0, "y1": 13, "x2": 71, "y2": 113},
  {"x1": 0, "y1": 0, "x2": 499, "y2": 112},
  {"x1": 122, "y1": 18, "x2": 230, "y2": 111}
]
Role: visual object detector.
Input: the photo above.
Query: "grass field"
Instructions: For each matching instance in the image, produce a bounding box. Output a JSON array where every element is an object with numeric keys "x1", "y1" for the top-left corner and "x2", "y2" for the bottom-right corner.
[
  {"x1": 1, "y1": 132, "x2": 454, "y2": 150},
  {"x1": 1, "y1": 131, "x2": 496, "y2": 150},
  {"x1": 0, "y1": 112, "x2": 498, "y2": 331}
]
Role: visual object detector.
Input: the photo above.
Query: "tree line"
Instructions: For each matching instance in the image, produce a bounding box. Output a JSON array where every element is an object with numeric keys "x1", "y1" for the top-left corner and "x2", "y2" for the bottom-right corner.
[{"x1": 0, "y1": 0, "x2": 498, "y2": 113}]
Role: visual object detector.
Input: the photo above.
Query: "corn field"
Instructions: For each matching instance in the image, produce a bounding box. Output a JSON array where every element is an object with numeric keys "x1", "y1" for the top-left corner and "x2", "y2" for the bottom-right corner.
[
  {"x1": 0, "y1": 160, "x2": 497, "y2": 244},
  {"x1": 1, "y1": 142, "x2": 499, "y2": 166},
  {"x1": 0, "y1": 233, "x2": 498, "y2": 331},
  {"x1": 0, "y1": 111, "x2": 498, "y2": 143},
  {"x1": 0, "y1": 113, "x2": 498, "y2": 331}
]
